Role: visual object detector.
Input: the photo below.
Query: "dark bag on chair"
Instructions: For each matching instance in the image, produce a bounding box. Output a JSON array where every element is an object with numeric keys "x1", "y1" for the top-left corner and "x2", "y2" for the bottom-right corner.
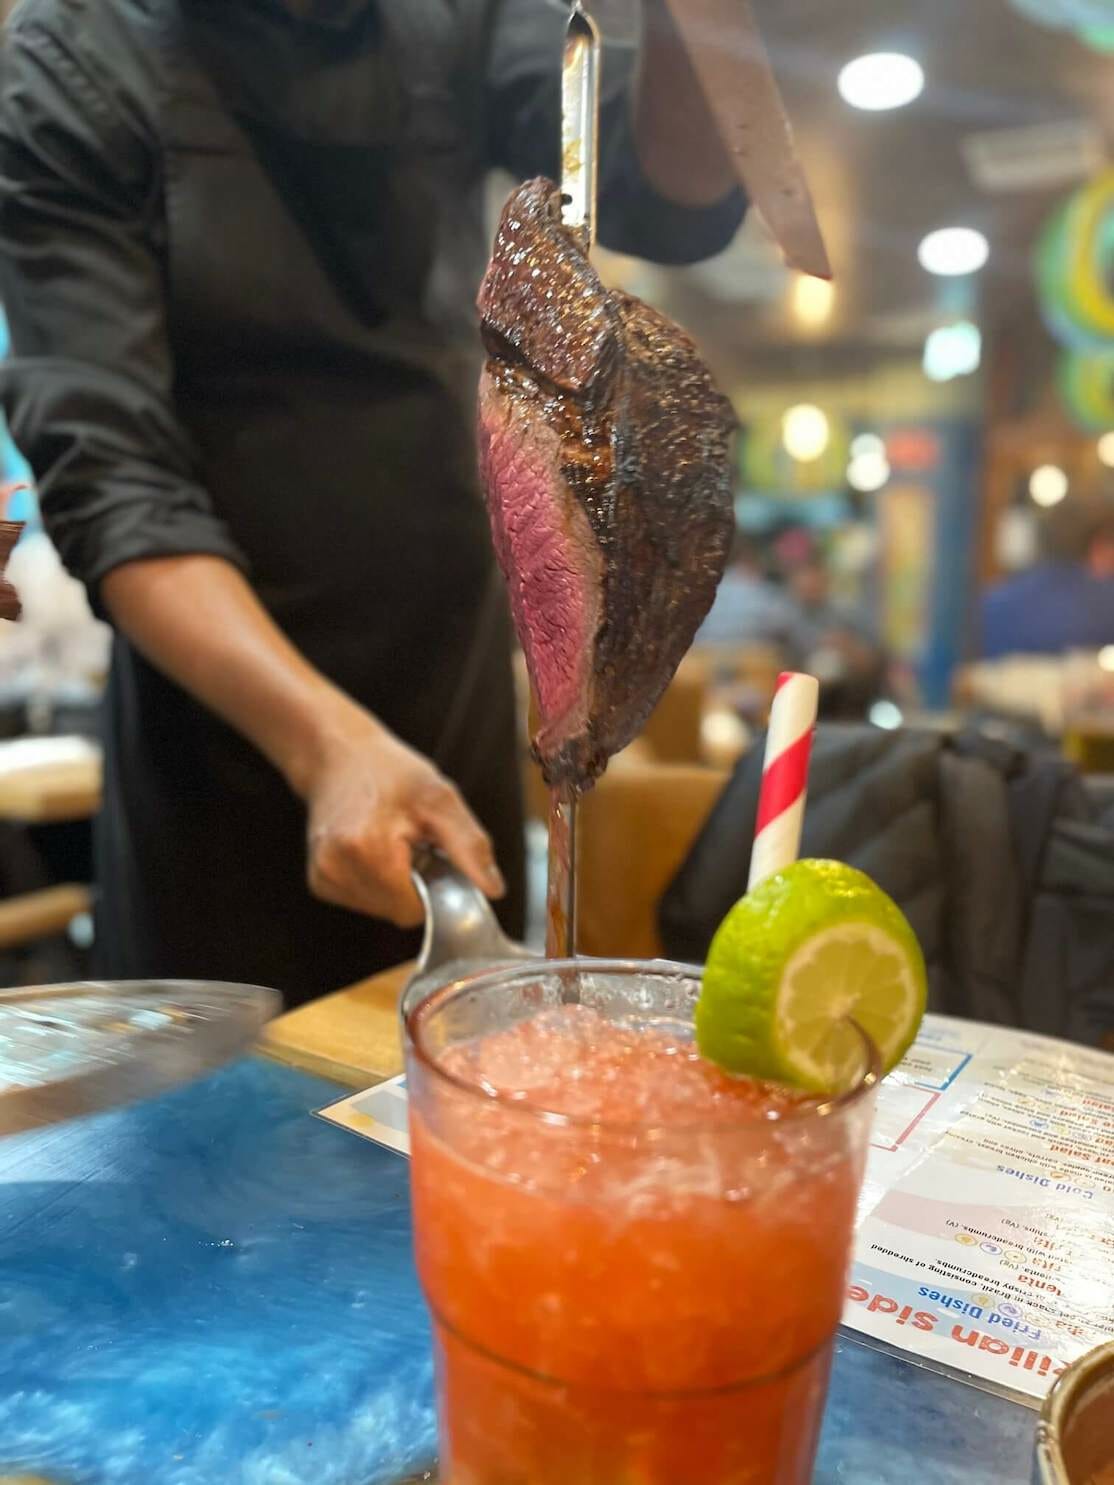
[{"x1": 658, "y1": 724, "x2": 1114, "y2": 1051}]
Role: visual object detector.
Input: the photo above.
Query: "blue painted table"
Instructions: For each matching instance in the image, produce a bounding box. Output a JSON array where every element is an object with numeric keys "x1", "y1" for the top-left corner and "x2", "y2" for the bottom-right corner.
[{"x1": 0, "y1": 1058, "x2": 1035, "y2": 1484}]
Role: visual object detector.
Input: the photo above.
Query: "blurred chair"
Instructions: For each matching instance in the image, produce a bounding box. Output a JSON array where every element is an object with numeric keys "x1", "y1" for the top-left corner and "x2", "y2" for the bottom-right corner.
[
  {"x1": 514, "y1": 650, "x2": 719, "y2": 820},
  {"x1": 695, "y1": 641, "x2": 783, "y2": 701},
  {"x1": 0, "y1": 736, "x2": 101, "y2": 824},
  {"x1": 693, "y1": 640, "x2": 782, "y2": 767},
  {"x1": 0, "y1": 738, "x2": 99, "y2": 983},
  {"x1": 0, "y1": 883, "x2": 90, "y2": 954},
  {"x1": 576, "y1": 754, "x2": 727, "y2": 959},
  {"x1": 638, "y1": 652, "x2": 710, "y2": 764}
]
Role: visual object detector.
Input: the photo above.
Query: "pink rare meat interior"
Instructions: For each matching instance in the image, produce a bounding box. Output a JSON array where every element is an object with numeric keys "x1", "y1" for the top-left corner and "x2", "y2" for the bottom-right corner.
[{"x1": 477, "y1": 384, "x2": 600, "y2": 746}]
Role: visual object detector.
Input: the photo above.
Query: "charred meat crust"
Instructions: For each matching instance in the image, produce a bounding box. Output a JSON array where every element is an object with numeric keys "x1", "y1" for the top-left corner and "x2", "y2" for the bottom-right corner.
[{"x1": 478, "y1": 179, "x2": 736, "y2": 793}]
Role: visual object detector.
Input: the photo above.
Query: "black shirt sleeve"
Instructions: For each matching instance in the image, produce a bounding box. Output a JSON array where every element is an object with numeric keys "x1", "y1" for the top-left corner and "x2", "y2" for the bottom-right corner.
[
  {"x1": 485, "y1": 0, "x2": 746, "y2": 266},
  {"x1": 0, "y1": 14, "x2": 247, "y2": 611}
]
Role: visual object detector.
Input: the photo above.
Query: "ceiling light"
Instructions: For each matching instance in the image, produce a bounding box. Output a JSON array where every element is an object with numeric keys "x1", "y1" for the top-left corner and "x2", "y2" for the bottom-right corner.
[
  {"x1": 847, "y1": 452, "x2": 891, "y2": 492},
  {"x1": 869, "y1": 700, "x2": 904, "y2": 730},
  {"x1": 923, "y1": 321, "x2": 982, "y2": 381},
  {"x1": 782, "y1": 404, "x2": 830, "y2": 462},
  {"x1": 791, "y1": 273, "x2": 835, "y2": 328},
  {"x1": 1097, "y1": 431, "x2": 1114, "y2": 468},
  {"x1": 838, "y1": 53, "x2": 924, "y2": 112},
  {"x1": 918, "y1": 227, "x2": 990, "y2": 277},
  {"x1": 1029, "y1": 465, "x2": 1069, "y2": 507},
  {"x1": 850, "y1": 433, "x2": 885, "y2": 460}
]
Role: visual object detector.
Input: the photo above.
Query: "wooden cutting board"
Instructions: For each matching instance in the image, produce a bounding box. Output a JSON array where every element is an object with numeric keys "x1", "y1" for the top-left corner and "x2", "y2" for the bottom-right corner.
[{"x1": 258, "y1": 961, "x2": 412, "y2": 1087}]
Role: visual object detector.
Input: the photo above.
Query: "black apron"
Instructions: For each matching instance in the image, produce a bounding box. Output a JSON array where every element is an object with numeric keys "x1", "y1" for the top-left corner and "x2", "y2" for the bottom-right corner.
[{"x1": 93, "y1": 0, "x2": 525, "y2": 1002}]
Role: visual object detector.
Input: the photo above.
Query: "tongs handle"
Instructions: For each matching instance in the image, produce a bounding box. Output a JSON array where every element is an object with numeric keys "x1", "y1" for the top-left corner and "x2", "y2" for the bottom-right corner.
[
  {"x1": 409, "y1": 847, "x2": 533, "y2": 985},
  {"x1": 561, "y1": 2, "x2": 601, "y2": 249}
]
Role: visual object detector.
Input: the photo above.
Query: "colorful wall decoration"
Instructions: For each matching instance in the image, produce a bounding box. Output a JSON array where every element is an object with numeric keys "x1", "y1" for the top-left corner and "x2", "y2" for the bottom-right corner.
[
  {"x1": 1057, "y1": 347, "x2": 1114, "y2": 430},
  {"x1": 1034, "y1": 170, "x2": 1114, "y2": 431},
  {"x1": 1035, "y1": 170, "x2": 1114, "y2": 350},
  {"x1": 878, "y1": 483, "x2": 935, "y2": 664},
  {"x1": 1009, "y1": 0, "x2": 1114, "y2": 50}
]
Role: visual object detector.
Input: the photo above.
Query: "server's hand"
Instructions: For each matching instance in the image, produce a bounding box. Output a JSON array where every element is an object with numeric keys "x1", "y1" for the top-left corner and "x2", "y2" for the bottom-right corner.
[
  {"x1": 303, "y1": 706, "x2": 506, "y2": 929},
  {"x1": 101, "y1": 557, "x2": 506, "y2": 932}
]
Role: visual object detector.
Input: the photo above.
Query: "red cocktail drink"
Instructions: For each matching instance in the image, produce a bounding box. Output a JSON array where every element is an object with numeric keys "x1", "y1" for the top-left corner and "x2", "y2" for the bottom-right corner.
[{"x1": 406, "y1": 960, "x2": 877, "y2": 1484}]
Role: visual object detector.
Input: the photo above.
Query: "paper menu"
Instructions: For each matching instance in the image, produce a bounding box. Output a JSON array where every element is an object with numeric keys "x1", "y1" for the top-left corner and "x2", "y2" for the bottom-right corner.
[
  {"x1": 847, "y1": 1015, "x2": 1113, "y2": 1400},
  {"x1": 856, "y1": 1015, "x2": 984, "y2": 1221},
  {"x1": 320, "y1": 1071, "x2": 410, "y2": 1156},
  {"x1": 317, "y1": 1014, "x2": 1114, "y2": 1402}
]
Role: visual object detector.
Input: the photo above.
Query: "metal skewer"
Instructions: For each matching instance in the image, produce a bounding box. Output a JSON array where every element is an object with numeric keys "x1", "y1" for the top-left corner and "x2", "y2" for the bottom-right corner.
[
  {"x1": 545, "y1": 790, "x2": 579, "y2": 961},
  {"x1": 561, "y1": 1, "x2": 601, "y2": 250},
  {"x1": 544, "y1": 1, "x2": 601, "y2": 962}
]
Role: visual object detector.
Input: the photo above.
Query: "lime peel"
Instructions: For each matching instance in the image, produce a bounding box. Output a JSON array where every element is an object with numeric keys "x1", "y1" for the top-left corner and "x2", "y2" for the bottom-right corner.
[{"x1": 696, "y1": 860, "x2": 928, "y2": 1092}]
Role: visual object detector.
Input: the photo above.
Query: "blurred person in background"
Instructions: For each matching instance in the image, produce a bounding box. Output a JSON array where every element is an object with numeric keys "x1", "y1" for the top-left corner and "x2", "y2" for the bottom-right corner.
[
  {"x1": 775, "y1": 530, "x2": 886, "y2": 714},
  {"x1": 982, "y1": 501, "x2": 1114, "y2": 660},
  {"x1": 695, "y1": 530, "x2": 802, "y2": 654},
  {"x1": 0, "y1": 0, "x2": 744, "y2": 1002},
  {"x1": 785, "y1": 551, "x2": 876, "y2": 654}
]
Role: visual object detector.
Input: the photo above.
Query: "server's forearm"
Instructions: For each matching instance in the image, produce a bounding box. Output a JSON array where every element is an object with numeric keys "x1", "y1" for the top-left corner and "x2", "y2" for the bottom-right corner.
[
  {"x1": 101, "y1": 554, "x2": 355, "y2": 795},
  {"x1": 101, "y1": 553, "x2": 503, "y2": 925}
]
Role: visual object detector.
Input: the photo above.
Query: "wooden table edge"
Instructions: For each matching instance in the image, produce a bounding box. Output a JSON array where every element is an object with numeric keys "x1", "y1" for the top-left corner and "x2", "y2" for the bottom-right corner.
[{"x1": 256, "y1": 959, "x2": 414, "y2": 1088}]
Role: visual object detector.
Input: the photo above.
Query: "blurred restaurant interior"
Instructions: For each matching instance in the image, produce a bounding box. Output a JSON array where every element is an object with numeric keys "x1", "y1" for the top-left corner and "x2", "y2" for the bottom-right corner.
[
  {"x1": 0, "y1": 0, "x2": 1111, "y2": 1029},
  {"x1": 0, "y1": 2, "x2": 1113, "y2": 1484}
]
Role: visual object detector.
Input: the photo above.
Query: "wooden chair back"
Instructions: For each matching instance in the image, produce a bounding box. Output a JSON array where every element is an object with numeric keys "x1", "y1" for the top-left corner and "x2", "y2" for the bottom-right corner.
[{"x1": 576, "y1": 757, "x2": 726, "y2": 959}]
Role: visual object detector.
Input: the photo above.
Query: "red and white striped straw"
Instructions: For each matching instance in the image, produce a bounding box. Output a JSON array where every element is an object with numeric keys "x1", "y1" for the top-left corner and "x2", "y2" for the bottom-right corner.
[{"x1": 747, "y1": 671, "x2": 819, "y2": 891}]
